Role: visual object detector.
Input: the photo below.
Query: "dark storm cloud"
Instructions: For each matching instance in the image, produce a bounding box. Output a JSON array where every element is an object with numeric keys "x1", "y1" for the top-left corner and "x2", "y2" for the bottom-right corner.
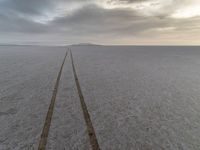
[
  {"x1": 0, "y1": 0, "x2": 69, "y2": 34},
  {"x1": 0, "y1": 0, "x2": 199, "y2": 44},
  {"x1": 0, "y1": 0, "x2": 52, "y2": 16},
  {"x1": 0, "y1": 0, "x2": 85, "y2": 15},
  {"x1": 0, "y1": 1, "x2": 163, "y2": 35},
  {"x1": 0, "y1": 0, "x2": 50, "y2": 32},
  {"x1": 52, "y1": 4, "x2": 166, "y2": 36}
]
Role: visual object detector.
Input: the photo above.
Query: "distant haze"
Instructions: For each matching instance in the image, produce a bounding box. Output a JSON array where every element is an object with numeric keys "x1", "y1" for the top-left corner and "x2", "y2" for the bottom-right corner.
[{"x1": 0, "y1": 0, "x2": 200, "y2": 45}]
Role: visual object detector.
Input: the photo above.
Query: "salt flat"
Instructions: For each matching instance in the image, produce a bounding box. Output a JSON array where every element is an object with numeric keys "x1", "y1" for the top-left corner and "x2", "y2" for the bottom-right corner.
[
  {"x1": 72, "y1": 46, "x2": 200, "y2": 150},
  {"x1": 0, "y1": 46, "x2": 66, "y2": 149},
  {"x1": 46, "y1": 52, "x2": 91, "y2": 150},
  {"x1": 1, "y1": 45, "x2": 200, "y2": 150}
]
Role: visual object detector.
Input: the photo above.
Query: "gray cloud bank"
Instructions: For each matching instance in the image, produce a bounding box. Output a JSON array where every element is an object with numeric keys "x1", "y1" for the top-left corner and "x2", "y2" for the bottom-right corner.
[{"x1": 0, "y1": 0, "x2": 200, "y2": 45}]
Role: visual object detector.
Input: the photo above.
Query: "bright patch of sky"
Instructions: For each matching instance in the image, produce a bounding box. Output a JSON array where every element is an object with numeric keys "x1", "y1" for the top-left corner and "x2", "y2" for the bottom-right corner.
[
  {"x1": 171, "y1": 2, "x2": 200, "y2": 18},
  {"x1": 32, "y1": 1, "x2": 90, "y2": 24},
  {"x1": 95, "y1": 0, "x2": 200, "y2": 19}
]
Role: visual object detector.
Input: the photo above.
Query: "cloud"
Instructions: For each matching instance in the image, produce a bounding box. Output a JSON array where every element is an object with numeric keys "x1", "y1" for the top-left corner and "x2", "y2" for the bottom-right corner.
[
  {"x1": 52, "y1": 4, "x2": 167, "y2": 36},
  {"x1": 0, "y1": 0, "x2": 53, "y2": 17},
  {"x1": 0, "y1": 0, "x2": 200, "y2": 45},
  {"x1": 107, "y1": 0, "x2": 151, "y2": 3}
]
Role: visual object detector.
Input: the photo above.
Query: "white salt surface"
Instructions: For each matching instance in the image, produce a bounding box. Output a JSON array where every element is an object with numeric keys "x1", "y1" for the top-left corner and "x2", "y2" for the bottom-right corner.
[
  {"x1": 46, "y1": 53, "x2": 91, "y2": 150},
  {"x1": 71, "y1": 46, "x2": 200, "y2": 150},
  {"x1": 0, "y1": 46, "x2": 66, "y2": 149},
  {"x1": 1, "y1": 45, "x2": 200, "y2": 150}
]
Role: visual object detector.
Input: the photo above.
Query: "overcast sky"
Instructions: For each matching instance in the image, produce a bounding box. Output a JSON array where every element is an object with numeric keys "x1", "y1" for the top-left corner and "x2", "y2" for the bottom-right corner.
[{"x1": 1, "y1": 0, "x2": 200, "y2": 45}]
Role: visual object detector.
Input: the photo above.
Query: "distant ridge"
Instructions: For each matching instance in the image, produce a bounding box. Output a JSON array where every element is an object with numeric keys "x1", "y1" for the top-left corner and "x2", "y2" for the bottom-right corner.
[
  {"x1": 0, "y1": 44, "x2": 23, "y2": 46},
  {"x1": 0, "y1": 44, "x2": 65, "y2": 47},
  {"x1": 70, "y1": 43, "x2": 102, "y2": 46}
]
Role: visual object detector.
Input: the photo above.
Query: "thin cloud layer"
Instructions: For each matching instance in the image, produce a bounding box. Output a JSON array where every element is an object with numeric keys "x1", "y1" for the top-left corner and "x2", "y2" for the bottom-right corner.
[{"x1": 0, "y1": 0, "x2": 200, "y2": 45}]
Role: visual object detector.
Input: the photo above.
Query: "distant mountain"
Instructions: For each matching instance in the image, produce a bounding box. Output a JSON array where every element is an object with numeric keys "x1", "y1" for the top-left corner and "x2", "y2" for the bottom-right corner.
[
  {"x1": 70, "y1": 43, "x2": 102, "y2": 46},
  {"x1": 0, "y1": 44, "x2": 22, "y2": 46}
]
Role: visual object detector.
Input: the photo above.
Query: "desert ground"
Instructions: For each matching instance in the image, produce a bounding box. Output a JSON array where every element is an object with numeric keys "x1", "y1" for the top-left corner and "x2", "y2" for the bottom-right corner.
[{"x1": 1, "y1": 45, "x2": 200, "y2": 150}]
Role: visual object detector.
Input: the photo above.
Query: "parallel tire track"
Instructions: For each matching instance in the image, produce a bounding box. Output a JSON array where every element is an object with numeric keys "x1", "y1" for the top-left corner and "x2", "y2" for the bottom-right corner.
[
  {"x1": 70, "y1": 50, "x2": 101, "y2": 150},
  {"x1": 38, "y1": 50, "x2": 68, "y2": 150}
]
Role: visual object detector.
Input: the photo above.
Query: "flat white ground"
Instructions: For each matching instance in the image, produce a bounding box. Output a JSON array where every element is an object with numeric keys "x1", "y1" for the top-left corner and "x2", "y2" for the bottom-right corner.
[
  {"x1": 0, "y1": 46, "x2": 66, "y2": 149},
  {"x1": 0, "y1": 46, "x2": 200, "y2": 149}
]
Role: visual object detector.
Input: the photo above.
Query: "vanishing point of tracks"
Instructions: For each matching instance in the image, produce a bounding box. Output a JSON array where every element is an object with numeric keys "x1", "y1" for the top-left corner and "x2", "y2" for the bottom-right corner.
[{"x1": 38, "y1": 49, "x2": 100, "y2": 150}]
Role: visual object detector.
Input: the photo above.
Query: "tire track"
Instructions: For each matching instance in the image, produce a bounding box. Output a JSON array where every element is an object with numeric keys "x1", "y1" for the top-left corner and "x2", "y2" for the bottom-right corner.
[
  {"x1": 38, "y1": 50, "x2": 68, "y2": 150},
  {"x1": 70, "y1": 49, "x2": 101, "y2": 150}
]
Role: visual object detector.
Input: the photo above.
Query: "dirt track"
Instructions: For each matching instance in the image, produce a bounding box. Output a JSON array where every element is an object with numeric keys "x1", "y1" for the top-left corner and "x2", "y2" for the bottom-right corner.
[
  {"x1": 70, "y1": 50, "x2": 100, "y2": 150},
  {"x1": 38, "y1": 49, "x2": 100, "y2": 150},
  {"x1": 38, "y1": 51, "x2": 68, "y2": 150}
]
